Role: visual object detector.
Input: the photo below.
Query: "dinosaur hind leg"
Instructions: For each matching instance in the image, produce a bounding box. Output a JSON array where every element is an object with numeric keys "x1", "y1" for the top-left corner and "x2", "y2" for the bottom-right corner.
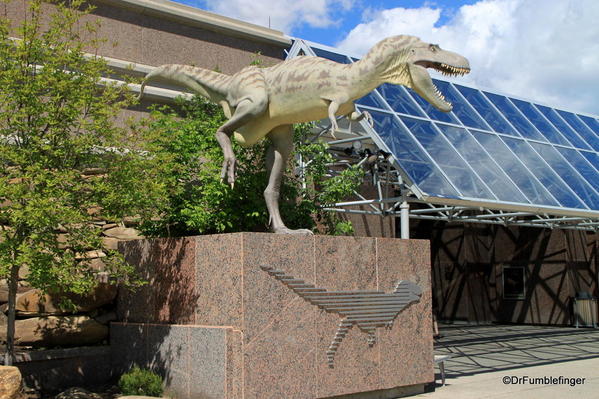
[
  {"x1": 265, "y1": 125, "x2": 312, "y2": 235},
  {"x1": 327, "y1": 319, "x2": 353, "y2": 368},
  {"x1": 216, "y1": 95, "x2": 267, "y2": 186}
]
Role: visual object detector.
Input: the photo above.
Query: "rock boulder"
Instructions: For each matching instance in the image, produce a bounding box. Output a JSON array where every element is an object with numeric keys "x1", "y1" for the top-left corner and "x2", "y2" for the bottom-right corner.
[
  {"x1": 0, "y1": 315, "x2": 108, "y2": 346},
  {"x1": 14, "y1": 284, "x2": 117, "y2": 316},
  {"x1": 55, "y1": 387, "x2": 102, "y2": 399},
  {"x1": 102, "y1": 226, "x2": 143, "y2": 240},
  {"x1": 0, "y1": 366, "x2": 21, "y2": 399},
  {"x1": 0, "y1": 280, "x2": 33, "y2": 303}
]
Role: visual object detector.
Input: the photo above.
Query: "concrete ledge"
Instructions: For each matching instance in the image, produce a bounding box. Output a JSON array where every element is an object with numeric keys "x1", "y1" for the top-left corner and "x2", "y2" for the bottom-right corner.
[
  {"x1": 98, "y1": 0, "x2": 291, "y2": 46},
  {"x1": 327, "y1": 384, "x2": 425, "y2": 399}
]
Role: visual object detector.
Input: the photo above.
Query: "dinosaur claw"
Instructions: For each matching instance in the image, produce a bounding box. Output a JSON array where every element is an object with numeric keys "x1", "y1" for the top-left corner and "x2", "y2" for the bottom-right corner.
[{"x1": 363, "y1": 111, "x2": 374, "y2": 127}]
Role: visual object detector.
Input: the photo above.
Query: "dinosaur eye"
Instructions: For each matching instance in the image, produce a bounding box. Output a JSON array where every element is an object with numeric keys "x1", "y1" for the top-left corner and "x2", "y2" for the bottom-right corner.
[{"x1": 429, "y1": 44, "x2": 439, "y2": 52}]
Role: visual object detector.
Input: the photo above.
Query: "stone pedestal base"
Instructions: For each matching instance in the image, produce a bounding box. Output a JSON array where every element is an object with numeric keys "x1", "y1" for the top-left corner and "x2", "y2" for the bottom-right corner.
[{"x1": 113, "y1": 233, "x2": 433, "y2": 399}]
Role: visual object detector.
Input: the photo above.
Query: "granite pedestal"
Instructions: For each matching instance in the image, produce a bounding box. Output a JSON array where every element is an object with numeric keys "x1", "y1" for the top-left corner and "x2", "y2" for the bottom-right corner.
[{"x1": 112, "y1": 233, "x2": 433, "y2": 399}]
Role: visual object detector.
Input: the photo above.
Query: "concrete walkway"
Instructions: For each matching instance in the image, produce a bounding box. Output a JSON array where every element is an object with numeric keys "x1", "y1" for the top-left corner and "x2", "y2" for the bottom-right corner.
[
  {"x1": 417, "y1": 356, "x2": 599, "y2": 398},
  {"x1": 416, "y1": 324, "x2": 599, "y2": 398}
]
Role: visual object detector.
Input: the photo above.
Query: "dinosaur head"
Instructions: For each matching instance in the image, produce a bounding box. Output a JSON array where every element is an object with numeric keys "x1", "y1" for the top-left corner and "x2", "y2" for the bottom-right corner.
[
  {"x1": 370, "y1": 35, "x2": 470, "y2": 112},
  {"x1": 394, "y1": 280, "x2": 423, "y2": 303}
]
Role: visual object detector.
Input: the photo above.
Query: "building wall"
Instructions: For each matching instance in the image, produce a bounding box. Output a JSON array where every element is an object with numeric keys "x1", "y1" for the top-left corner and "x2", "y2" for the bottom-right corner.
[
  {"x1": 5, "y1": 0, "x2": 288, "y2": 77},
  {"x1": 345, "y1": 183, "x2": 395, "y2": 238},
  {"x1": 413, "y1": 220, "x2": 598, "y2": 326}
]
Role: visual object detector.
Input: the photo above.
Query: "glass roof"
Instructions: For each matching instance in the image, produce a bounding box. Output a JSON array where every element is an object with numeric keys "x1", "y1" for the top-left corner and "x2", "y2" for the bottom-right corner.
[{"x1": 295, "y1": 41, "x2": 599, "y2": 214}]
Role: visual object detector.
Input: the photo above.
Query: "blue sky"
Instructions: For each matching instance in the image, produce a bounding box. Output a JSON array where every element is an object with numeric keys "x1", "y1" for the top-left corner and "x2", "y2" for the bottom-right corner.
[{"x1": 174, "y1": 0, "x2": 599, "y2": 116}]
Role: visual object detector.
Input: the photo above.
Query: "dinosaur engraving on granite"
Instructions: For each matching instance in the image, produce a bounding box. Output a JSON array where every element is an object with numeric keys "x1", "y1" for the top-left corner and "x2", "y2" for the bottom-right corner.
[
  {"x1": 260, "y1": 265, "x2": 422, "y2": 367},
  {"x1": 140, "y1": 35, "x2": 470, "y2": 235}
]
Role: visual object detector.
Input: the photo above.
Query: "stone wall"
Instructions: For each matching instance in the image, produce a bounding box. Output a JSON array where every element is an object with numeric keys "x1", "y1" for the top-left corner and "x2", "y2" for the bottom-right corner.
[{"x1": 0, "y1": 171, "x2": 147, "y2": 349}]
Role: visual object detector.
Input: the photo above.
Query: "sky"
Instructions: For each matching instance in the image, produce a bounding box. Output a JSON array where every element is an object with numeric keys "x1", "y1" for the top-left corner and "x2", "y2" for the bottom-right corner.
[{"x1": 175, "y1": 0, "x2": 599, "y2": 116}]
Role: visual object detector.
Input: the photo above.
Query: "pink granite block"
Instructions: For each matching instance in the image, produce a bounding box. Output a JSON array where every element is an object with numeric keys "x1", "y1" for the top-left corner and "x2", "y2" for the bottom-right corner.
[
  {"x1": 377, "y1": 239, "x2": 433, "y2": 388},
  {"x1": 315, "y1": 309, "x2": 380, "y2": 398},
  {"x1": 117, "y1": 240, "x2": 157, "y2": 323},
  {"x1": 314, "y1": 236, "x2": 380, "y2": 397},
  {"x1": 118, "y1": 238, "x2": 198, "y2": 324},
  {"x1": 314, "y1": 236, "x2": 377, "y2": 291},
  {"x1": 241, "y1": 233, "x2": 314, "y2": 343},
  {"x1": 226, "y1": 329, "x2": 243, "y2": 399},
  {"x1": 195, "y1": 234, "x2": 243, "y2": 328},
  {"x1": 243, "y1": 296, "x2": 317, "y2": 399},
  {"x1": 153, "y1": 237, "x2": 198, "y2": 324},
  {"x1": 117, "y1": 234, "x2": 433, "y2": 398},
  {"x1": 241, "y1": 233, "x2": 317, "y2": 399}
]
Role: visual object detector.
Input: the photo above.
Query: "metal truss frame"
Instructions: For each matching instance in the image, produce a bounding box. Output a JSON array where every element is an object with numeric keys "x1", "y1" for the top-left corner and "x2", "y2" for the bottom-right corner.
[{"x1": 287, "y1": 39, "x2": 599, "y2": 234}]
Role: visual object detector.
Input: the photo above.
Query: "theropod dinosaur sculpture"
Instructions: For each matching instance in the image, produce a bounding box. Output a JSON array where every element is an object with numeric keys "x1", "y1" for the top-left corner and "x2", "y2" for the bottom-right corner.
[
  {"x1": 140, "y1": 35, "x2": 470, "y2": 234},
  {"x1": 260, "y1": 265, "x2": 422, "y2": 367}
]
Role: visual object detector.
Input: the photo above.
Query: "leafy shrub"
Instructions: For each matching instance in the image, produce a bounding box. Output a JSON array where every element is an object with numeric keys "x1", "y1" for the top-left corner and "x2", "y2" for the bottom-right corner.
[
  {"x1": 135, "y1": 95, "x2": 364, "y2": 236},
  {"x1": 118, "y1": 366, "x2": 164, "y2": 397}
]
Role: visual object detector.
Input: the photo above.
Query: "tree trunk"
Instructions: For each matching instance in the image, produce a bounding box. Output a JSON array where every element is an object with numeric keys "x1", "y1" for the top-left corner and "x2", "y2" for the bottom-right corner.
[{"x1": 4, "y1": 264, "x2": 19, "y2": 366}]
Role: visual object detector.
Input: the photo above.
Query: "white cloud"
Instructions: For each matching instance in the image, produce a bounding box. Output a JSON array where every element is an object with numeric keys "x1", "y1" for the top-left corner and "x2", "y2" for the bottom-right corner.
[
  {"x1": 200, "y1": 0, "x2": 355, "y2": 33},
  {"x1": 336, "y1": 0, "x2": 599, "y2": 115}
]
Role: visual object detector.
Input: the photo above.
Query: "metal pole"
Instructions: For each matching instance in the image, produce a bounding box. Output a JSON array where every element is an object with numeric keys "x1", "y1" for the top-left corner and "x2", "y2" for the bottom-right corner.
[{"x1": 400, "y1": 201, "x2": 410, "y2": 239}]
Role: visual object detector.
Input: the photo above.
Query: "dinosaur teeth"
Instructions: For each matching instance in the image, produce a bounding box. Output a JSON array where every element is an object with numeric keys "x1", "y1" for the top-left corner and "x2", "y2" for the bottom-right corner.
[{"x1": 435, "y1": 64, "x2": 470, "y2": 76}]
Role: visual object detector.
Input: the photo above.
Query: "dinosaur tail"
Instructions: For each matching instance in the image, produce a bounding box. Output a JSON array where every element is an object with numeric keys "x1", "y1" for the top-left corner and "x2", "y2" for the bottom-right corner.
[
  {"x1": 260, "y1": 265, "x2": 327, "y2": 302},
  {"x1": 139, "y1": 64, "x2": 230, "y2": 103}
]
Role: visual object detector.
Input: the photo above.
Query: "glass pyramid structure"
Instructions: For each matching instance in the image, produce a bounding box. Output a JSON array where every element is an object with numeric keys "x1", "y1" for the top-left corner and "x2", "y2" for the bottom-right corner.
[{"x1": 287, "y1": 39, "x2": 599, "y2": 231}]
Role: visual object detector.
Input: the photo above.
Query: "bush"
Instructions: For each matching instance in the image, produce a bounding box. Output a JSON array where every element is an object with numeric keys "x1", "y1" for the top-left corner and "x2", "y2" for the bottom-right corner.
[
  {"x1": 135, "y1": 96, "x2": 364, "y2": 236},
  {"x1": 118, "y1": 366, "x2": 164, "y2": 397}
]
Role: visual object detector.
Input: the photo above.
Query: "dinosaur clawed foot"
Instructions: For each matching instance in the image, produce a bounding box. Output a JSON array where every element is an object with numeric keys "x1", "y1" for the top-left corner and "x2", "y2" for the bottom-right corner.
[
  {"x1": 220, "y1": 154, "x2": 236, "y2": 188},
  {"x1": 329, "y1": 118, "x2": 339, "y2": 139},
  {"x1": 272, "y1": 226, "x2": 314, "y2": 235}
]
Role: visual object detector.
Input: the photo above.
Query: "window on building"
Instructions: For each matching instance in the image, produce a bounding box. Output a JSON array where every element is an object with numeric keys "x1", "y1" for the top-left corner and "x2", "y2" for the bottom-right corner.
[{"x1": 503, "y1": 266, "x2": 526, "y2": 300}]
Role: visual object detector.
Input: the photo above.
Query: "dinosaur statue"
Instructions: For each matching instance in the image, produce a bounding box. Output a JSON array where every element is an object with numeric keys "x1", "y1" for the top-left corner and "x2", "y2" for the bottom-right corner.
[
  {"x1": 139, "y1": 35, "x2": 470, "y2": 234},
  {"x1": 260, "y1": 264, "x2": 422, "y2": 367}
]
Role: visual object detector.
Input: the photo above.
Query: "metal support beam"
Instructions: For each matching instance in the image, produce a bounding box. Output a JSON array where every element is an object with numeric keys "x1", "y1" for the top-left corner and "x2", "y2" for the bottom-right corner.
[{"x1": 400, "y1": 201, "x2": 410, "y2": 239}]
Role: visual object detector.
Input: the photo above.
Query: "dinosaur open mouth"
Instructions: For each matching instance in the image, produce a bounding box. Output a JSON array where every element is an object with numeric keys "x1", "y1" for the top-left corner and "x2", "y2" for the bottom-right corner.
[
  {"x1": 418, "y1": 60, "x2": 470, "y2": 77},
  {"x1": 409, "y1": 61, "x2": 470, "y2": 112}
]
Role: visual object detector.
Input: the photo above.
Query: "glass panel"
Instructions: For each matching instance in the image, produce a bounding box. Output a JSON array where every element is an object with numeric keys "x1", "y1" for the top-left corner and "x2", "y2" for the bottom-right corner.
[
  {"x1": 437, "y1": 124, "x2": 529, "y2": 203},
  {"x1": 530, "y1": 143, "x2": 599, "y2": 209},
  {"x1": 433, "y1": 80, "x2": 489, "y2": 129},
  {"x1": 471, "y1": 132, "x2": 560, "y2": 206},
  {"x1": 377, "y1": 84, "x2": 424, "y2": 117},
  {"x1": 400, "y1": 117, "x2": 494, "y2": 199},
  {"x1": 556, "y1": 148, "x2": 599, "y2": 193},
  {"x1": 454, "y1": 85, "x2": 518, "y2": 136},
  {"x1": 580, "y1": 150, "x2": 599, "y2": 173},
  {"x1": 556, "y1": 110, "x2": 599, "y2": 151},
  {"x1": 363, "y1": 109, "x2": 459, "y2": 197},
  {"x1": 502, "y1": 137, "x2": 586, "y2": 209},
  {"x1": 535, "y1": 105, "x2": 591, "y2": 149},
  {"x1": 405, "y1": 87, "x2": 459, "y2": 124},
  {"x1": 483, "y1": 92, "x2": 546, "y2": 141},
  {"x1": 356, "y1": 92, "x2": 389, "y2": 110},
  {"x1": 311, "y1": 47, "x2": 351, "y2": 64},
  {"x1": 510, "y1": 98, "x2": 571, "y2": 145},
  {"x1": 578, "y1": 114, "x2": 599, "y2": 135}
]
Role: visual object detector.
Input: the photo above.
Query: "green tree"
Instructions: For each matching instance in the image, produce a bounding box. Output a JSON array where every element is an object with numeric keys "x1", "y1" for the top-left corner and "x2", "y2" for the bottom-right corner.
[
  {"x1": 0, "y1": 0, "x2": 167, "y2": 364},
  {"x1": 136, "y1": 96, "x2": 364, "y2": 237}
]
